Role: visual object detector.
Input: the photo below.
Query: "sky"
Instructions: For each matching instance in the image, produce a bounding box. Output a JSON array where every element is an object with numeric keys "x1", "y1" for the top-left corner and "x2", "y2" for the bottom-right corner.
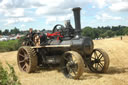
[{"x1": 0, "y1": 0, "x2": 128, "y2": 31}]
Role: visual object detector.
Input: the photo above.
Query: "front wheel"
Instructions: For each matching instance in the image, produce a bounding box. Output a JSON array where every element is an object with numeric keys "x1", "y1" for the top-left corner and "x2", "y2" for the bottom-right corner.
[
  {"x1": 88, "y1": 48, "x2": 110, "y2": 73},
  {"x1": 17, "y1": 46, "x2": 37, "y2": 73},
  {"x1": 61, "y1": 51, "x2": 84, "y2": 79}
]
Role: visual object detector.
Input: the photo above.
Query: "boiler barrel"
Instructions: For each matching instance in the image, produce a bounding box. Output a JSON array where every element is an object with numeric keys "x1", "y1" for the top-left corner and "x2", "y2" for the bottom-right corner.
[{"x1": 60, "y1": 37, "x2": 94, "y2": 55}]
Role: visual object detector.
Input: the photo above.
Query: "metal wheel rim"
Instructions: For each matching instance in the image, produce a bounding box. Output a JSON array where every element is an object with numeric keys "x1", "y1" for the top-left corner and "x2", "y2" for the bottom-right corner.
[
  {"x1": 63, "y1": 54, "x2": 78, "y2": 78},
  {"x1": 90, "y1": 50, "x2": 105, "y2": 72},
  {"x1": 18, "y1": 48, "x2": 30, "y2": 72}
]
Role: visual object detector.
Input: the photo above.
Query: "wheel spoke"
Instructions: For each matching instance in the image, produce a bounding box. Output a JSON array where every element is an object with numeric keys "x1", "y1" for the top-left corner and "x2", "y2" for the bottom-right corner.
[
  {"x1": 64, "y1": 56, "x2": 69, "y2": 61},
  {"x1": 19, "y1": 53, "x2": 25, "y2": 58},
  {"x1": 100, "y1": 59, "x2": 104, "y2": 62},
  {"x1": 22, "y1": 64, "x2": 26, "y2": 70},
  {"x1": 96, "y1": 63, "x2": 98, "y2": 70},
  {"x1": 98, "y1": 63, "x2": 103, "y2": 68},
  {"x1": 19, "y1": 59, "x2": 25, "y2": 63},
  {"x1": 94, "y1": 63, "x2": 96, "y2": 68},
  {"x1": 94, "y1": 51, "x2": 98, "y2": 59},
  {"x1": 25, "y1": 63, "x2": 29, "y2": 69},
  {"x1": 98, "y1": 53, "x2": 102, "y2": 59},
  {"x1": 26, "y1": 56, "x2": 29, "y2": 61},
  {"x1": 99, "y1": 62, "x2": 104, "y2": 67},
  {"x1": 91, "y1": 57, "x2": 95, "y2": 59},
  {"x1": 22, "y1": 49, "x2": 26, "y2": 55},
  {"x1": 72, "y1": 59, "x2": 77, "y2": 64},
  {"x1": 71, "y1": 68, "x2": 76, "y2": 75}
]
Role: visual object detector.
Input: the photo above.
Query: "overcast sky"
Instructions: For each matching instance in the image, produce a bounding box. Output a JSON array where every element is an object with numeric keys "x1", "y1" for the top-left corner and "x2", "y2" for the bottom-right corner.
[{"x1": 0, "y1": 0, "x2": 128, "y2": 31}]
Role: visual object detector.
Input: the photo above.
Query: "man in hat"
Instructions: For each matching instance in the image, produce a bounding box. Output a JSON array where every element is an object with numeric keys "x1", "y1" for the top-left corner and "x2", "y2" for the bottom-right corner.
[
  {"x1": 27, "y1": 28, "x2": 35, "y2": 38},
  {"x1": 22, "y1": 28, "x2": 36, "y2": 46}
]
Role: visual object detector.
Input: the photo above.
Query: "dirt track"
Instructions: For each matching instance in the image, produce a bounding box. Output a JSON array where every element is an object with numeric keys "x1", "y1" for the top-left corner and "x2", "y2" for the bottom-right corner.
[{"x1": 0, "y1": 36, "x2": 128, "y2": 85}]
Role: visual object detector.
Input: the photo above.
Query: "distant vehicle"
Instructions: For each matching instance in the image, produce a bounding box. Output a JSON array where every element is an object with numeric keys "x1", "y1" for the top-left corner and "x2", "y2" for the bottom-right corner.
[
  {"x1": 0, "y1": 37, "x2": 8, "y2": 41},
  {"x1": 10, "y1": 37, "x2": 17, "y2": 40}
]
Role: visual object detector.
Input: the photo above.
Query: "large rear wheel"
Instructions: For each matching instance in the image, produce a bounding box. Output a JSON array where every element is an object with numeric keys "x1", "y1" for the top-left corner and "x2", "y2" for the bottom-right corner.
[
  {"x1": 88, "y1": 48, "x2": 110, "y2": 73},
  {"x1": 62, "y1": 51, "x2": 84, "y2": 79},
  {"x1": 17, "y1": 46, "x2": 37, "y2": 73}
]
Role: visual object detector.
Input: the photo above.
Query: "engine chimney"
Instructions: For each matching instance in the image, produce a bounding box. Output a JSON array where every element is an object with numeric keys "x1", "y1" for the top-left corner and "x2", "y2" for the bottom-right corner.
[{"x1": 72, "y1": 7, "x2": 81, "y2": 37}]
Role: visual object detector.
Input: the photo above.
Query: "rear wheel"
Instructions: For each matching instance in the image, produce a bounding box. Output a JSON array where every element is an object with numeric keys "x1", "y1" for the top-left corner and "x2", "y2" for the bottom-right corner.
[
  {"x1": 17, "y1": 46, "x2": 37, "y2": 73},
  {"x1": 88, "y1": 48, "x2": 110, "y2": 73},
  {"x1": 62, "y1": 51, "x2": 84, "y2": 79}
]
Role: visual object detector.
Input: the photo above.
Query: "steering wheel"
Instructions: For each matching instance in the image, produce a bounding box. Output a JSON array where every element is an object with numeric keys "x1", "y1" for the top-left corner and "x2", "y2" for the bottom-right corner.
[{"x1": 52, "y1": 24, "x2": 65, "y2": 33}]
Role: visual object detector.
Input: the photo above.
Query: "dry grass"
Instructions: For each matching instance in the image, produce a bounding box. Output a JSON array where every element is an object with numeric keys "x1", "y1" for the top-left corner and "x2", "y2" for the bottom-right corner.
[{"x1": 0, "y1": 36, "x2": 128, "y2": 85}]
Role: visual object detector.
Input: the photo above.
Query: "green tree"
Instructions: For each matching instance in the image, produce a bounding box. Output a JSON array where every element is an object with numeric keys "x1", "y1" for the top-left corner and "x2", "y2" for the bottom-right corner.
[
  {"x1": 81, "y1": 25, "x2": 128, "y2": 39},
  {"x1": 0, "y1": 30, "x2": 2, "y2": 35},
  {"x1": 104, "y1": 26, "x2": 111, "y2": 30},
  {"x1": 10, "y1": 27, "x2": 20, "y2": 34},
  {"x1": 123, "y1": 27, "x2": 128, "y2": 35},
  {"x1": 105, "y1": 30, "x2": 115, "y2": 37},
  {"x1": 116, "y1": 29, "x2": 123, "y2": 36},
  {"x1": 3, "y1": 29, "x2": 10, "y2": 35},
  {"x1": 93, "y1": 28, "x2": 101, "y2": 38},
  {"x1": 112, "y1": 26, "x2": 120, "y2": 31},
  {"x1": 100, "y1": 33, "x2": 107, "y2": 38},
  {"x1": 82, "y1": 26, "x2": 95, "y2": 39}
]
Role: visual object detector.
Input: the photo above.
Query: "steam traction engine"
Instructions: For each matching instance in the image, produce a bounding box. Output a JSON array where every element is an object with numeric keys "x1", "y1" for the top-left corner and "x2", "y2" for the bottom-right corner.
[{"x1": 17, "y1": 7, "x2": 110, "y2": 79}]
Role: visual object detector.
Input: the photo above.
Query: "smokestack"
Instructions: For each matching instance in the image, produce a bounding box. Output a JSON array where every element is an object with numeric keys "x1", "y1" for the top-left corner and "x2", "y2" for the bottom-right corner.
[{"x1": 72, "y1": 7, "x2": 81, "y2": 36}]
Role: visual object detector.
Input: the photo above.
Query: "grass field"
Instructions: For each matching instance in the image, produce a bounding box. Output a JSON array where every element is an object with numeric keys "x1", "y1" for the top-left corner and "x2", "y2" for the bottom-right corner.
[
  {"x1": 0, "y1": 36, "x2": 128, "y2": 85},
  {"x1": 0, "y1": 39, "x2": 20, "y2": 52}
]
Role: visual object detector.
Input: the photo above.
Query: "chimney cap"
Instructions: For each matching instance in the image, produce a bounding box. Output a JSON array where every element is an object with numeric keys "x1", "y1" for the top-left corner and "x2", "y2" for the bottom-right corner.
[{"x1": 72, "y1": 7, "x2": 81, "y2": 11}]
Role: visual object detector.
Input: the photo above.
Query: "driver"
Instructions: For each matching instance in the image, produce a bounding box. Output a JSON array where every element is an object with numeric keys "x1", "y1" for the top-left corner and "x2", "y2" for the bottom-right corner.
[
  {"x1": 27, "y1": 28, "x2": 35, "y2": 38},
  {"x1": 22, "y1": 28, "x2": 35, "y2": 46}
]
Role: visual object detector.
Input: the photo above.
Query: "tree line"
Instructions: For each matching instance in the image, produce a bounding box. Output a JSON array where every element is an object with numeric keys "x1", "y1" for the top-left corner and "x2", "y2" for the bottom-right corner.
[
  {"x1": 0, "y1": 25, "x2": 128, "y2": 39},
  {"x1": 0, "y1": 27, "x2": 20, "y2": 35},
  {"x1": 82, "y1": 25, "x2": 128, "y2": 39},
  {"x1": 0, "y1": 27, "x2": 41, "y2": 35}
]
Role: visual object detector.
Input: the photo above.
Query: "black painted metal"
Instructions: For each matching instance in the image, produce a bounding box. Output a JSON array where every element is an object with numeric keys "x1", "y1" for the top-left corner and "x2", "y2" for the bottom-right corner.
[
  {"x1": 23, "y1": 7, "x2": 94, "y2": 65},
  {"x1": 72, "y1": 7, "x2": 81, "y2": 37}
]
